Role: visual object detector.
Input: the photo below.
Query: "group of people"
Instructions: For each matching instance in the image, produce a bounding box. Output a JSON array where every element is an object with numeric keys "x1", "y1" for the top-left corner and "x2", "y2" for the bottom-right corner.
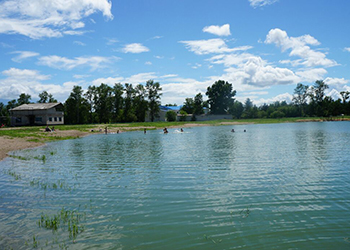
[
  {"x1": 45, "y1": 126, "x2": 55, "y2": 132},
  {"x1": 231, "y1": 129, "x2": 246, "y2": 132}
]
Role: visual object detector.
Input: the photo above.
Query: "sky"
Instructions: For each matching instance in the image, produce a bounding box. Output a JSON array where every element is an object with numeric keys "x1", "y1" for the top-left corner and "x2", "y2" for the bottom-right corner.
[{"x1": 0, "y1": 0, "x2": 349, "y2": 106}]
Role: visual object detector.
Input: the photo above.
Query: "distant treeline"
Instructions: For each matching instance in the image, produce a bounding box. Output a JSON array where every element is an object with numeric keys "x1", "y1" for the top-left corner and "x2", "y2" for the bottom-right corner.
[{"x1": 1, "y1": 79, "x2": 349, "y2": 126}]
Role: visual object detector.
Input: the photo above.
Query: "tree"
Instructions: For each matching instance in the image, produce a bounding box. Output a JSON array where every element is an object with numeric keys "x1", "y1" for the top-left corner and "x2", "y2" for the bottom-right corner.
[
  {"x1": 230, "y1": 100, "x2": 244, "y2": 119},
  {"x1": 146, "y1": 80, "x2": 162, "y2": 122},
  {"x1": 206, "y1": 80, "x2": 236, "y2": 114},
  {"x1": 112, "y1": 83, "x2": 124, "y2": 122},
  {"x1": 165, "y1": 111, "x2": 177, "y2": 122},
  {"x1": 181, "y1": 98, "x2": 194, "y2": 114},
  {"x1": 64, "y1": 86, "x2": 88, "y2": 124},
  {"x1": 134, "y1": 84, "x2": 148, "y2": 122},
  {"x1": 84, "y1": 85, "x2": 97, "y2": 123},
  {"x1": 123, "y1": 83, "x2": 136, "y2": 122},
  {"x1": 292, "y1": 83, "x2": 309, "y2": 116},
  {"x1": 17, "y1": 93, "x2": 31, "y2": 105},
  {"x1": 38, "y1": 91, "x2": 57, "y2": 103},
  {"x1": 193, "y1": 93, "x2": 204, "y2": 115},
  {"x1": 309, "y1": 80, "x2": 329, "y2": 116},
  {"x1": 94, "y1": 83, "x2": 113, "y2": 123}
]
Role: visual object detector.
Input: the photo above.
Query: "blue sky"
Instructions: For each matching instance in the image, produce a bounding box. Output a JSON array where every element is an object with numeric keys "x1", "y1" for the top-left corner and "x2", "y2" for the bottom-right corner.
[{"x1": 0, "y1": 0, "x2": 349, "y2": 106}]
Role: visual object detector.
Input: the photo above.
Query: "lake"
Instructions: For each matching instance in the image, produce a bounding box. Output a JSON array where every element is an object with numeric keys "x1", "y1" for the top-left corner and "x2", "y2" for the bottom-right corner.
[{"x1": 1, "y1": 122, "x2": 350, "y2": 249}]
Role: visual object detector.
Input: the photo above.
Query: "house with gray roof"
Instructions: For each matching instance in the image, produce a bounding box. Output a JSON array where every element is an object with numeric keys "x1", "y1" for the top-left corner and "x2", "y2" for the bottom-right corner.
[{"x1": 10, "y1": 103, "x2": 64, "y2": 126}]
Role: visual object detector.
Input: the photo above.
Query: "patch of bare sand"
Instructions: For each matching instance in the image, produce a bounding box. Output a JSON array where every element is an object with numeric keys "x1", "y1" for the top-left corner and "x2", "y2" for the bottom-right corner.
[
  {"x1": 0, "y1": 137, "x2": 43, "y2": 161},
  {"x1": 0, "y1": 129, "x2": 90, "y2": 161}
]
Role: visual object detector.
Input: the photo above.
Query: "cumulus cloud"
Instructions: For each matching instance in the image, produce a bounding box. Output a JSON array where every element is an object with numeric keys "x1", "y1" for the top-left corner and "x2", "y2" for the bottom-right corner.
[
  {"x1": 209, "y1": 53, "x2": 299, "y2": 89},
  {"x1": 122, "y1": 43, "x2": 150, "y2": 53},
  {"x1": 11, "y1": 51, "x2": 40, "y2": 62},
  {"x1": 0, "y1": 0, "x2": 113, "y2": 39},
  {"x1": 180, "y1": 38, "x2": 252, "y2": 55},
  {"x1": 249, "y1": 0, "x2": 278, "y2": 8},
  {"x1": 203, "y1": 24, "x2": 231, "y2": 36},
  {"x1": 38, "y1": 55, "x2": 119, "y2": 70},
  {"x1": 265, "y1": 28, "x2": 337, "y2": 67},
  {"x1": 345, "y1": 47, "x2": 350, "y2": 52},
  {"x1": 0, "y1": 68, "x2": 71, "y2": 101}
]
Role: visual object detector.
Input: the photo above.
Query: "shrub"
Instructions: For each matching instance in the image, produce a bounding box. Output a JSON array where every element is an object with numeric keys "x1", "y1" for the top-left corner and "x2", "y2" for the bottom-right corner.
[{"x1": 165, "y1": 111, "x2": 177, "y2": 122}]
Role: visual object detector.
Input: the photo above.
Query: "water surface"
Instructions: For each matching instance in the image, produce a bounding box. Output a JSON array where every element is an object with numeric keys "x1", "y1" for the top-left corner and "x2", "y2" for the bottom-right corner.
[{"x1": 1, "y1": 122, "x2": 350, "y2": 249}]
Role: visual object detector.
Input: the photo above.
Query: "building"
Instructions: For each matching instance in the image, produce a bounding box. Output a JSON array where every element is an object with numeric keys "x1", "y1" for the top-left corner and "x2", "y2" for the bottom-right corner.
[{"x1": 10, "y1": 103, "x2": 64, "y2": 126}]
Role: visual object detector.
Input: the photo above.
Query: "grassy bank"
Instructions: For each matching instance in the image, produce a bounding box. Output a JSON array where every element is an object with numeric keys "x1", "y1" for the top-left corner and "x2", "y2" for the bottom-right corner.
[{"x1": 1, "y1": 116, "x2": 349, "y2": 144}]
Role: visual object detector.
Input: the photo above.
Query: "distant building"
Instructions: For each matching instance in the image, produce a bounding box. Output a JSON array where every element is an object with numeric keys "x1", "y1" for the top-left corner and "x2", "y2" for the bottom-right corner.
[{"x1": 10, "y1": 103, "x2": 64, "y2": 126}]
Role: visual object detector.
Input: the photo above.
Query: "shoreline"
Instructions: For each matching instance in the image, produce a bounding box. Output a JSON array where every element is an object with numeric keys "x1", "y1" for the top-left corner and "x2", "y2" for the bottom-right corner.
[{"x1": 1, "y1": 118, "x2": 349, "y2": 162}]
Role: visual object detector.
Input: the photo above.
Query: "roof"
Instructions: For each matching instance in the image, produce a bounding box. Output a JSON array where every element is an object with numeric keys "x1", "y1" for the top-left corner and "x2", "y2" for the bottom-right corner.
[
  {"x1": 10, "y1": 102, "x2": 63, "y2": 111},
  {"x1": 159, "y1": 105, "x2": 182, "y2": 111}
]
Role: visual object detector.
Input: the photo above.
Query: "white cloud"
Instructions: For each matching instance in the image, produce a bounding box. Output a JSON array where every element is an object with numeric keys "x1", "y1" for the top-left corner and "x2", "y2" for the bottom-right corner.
[
  {"x1": 265, "y1": 28, "x2": 337, "y2": 67},
  {"x1": 145, "y1": 61, "x2": 152, "y2": 65},
  {"x1": 11, "y1": 51, "x2": 40, "y2": 62},
  {"x1": 345, "y1": 47, "x2": 350, "y2": 52},
  {"x1": 122, "y1": 43, "x2": 150, "y2": 53},
  {"x1": 180, "y1": 38, "x2": 252, "y2": 55},
  {"x1": 249, "y1": 0, "x2": 278, "y2": 8},
  {"x1": 209, "y1": 53, "x2": 299, "y2": 89},
  {"x1": 38, "y1": 55, "x2": 119, "y2": 70},
  {"x1": 0, "y1": 68, "x2": 71, "y2": 101},
  {"x1": 295, "y1": 68, "x2": 327, "y2": 83},
  {"x1": 253, "y1": 92, "x2": 293, "y2": 106},
  {"x1": 0, "y1": 0, "x2": 113, "y2": 39},
  {"x1": 92, "y1": 76, "x2": 124, "y2": 86},
  {"x1": 73, "y1": 41, "x2": 86, "y2": 46},
  {"x1": 203, "y1": 24, "x2": 231, "y2": 36}
]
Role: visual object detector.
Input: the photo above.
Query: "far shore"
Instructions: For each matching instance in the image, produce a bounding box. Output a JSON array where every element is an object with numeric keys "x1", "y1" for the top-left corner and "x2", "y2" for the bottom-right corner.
[{"x1": 1, "y1": 117, "x2": 349, "y2": 162}]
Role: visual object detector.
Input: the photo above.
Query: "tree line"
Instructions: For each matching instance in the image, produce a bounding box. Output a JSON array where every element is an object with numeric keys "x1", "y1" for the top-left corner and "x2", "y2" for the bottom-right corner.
[{"x1": 1, "y1": 79, "x2": 349, "y2": 126}]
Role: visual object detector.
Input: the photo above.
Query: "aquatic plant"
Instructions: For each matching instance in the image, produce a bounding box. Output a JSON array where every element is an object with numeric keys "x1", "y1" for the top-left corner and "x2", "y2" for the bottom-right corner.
[
  {"x1": 6, "y1": 170, "x2": 21, "y2": 180},
  {"x1": 38, "y1": 207, "x2": 86, "y2": 242}
]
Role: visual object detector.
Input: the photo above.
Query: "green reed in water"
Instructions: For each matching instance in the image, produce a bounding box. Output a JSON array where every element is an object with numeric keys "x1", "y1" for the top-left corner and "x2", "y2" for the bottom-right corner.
[{"x1": 38, "y1": 207, "x2": 86, "y2": 242}]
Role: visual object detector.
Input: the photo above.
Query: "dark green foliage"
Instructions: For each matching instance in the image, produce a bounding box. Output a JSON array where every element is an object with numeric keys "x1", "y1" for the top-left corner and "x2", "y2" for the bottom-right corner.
[
  {"x1": 206, "y1": 80, "x2": 236, "y2": 114},
  {"x1": 146, "y1": 80, "x2": 162, "y2": 122},
  {"x1": 166, "y1": 111, "x2": 177, "y2": 122}
]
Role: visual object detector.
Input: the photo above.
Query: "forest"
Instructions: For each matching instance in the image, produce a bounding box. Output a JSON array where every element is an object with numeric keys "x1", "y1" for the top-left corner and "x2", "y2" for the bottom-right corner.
[{"x1": 0, "y1": 79, "x2": 349, "y2": 126}]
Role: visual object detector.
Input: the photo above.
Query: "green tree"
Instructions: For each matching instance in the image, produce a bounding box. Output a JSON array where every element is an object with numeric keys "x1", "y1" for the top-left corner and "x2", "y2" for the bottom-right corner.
[
  {"x1": 123, "y1": 83, "x2": 136, "y2": 122},
  {"x1": 94, "y1": 83, "x2": 113, "y2": 123},
  {"x1": 181, "y1": 98, "x2": 194, "y2": 114},
  {"x1": 134, "y1": 84, "x2": 148, "y2": 122},
  {"x1": 206, "y1": 80, "x2": 236, "y2": 114},
  {"x1": 193, "y1": 93, "x2": 204, "y2": 115},
  {"x1": 165, "y1": 111, "x2": 177, "y2": 122},
  {"x1": 146, "y1": 80, "x2": 162, "y2": 122},
  {"x1": 17, "y1": 93, "x2": 31, "y2": 105},
  {"x1": 112, "y1": 83, "x2": 124, "y2": 122},
  {"x1": 230, "y1": 100, "x2": 244, "y2": 119},
  {"x1": 38, "y1": 91, "x2": 57, "y2": 103},
  {"x1": 84, "y1": 85, "x2": 97, "y2": 123},
  {"x1": 64, "y1": 86, "x2": 88, "y2": 124},
  {"x1": 309, "y1": 80, "x2": 329, "y2": 116}
]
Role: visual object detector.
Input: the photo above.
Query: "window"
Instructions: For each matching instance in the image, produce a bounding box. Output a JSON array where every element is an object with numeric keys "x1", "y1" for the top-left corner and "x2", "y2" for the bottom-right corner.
[
  {"x1": 49, "y1": 117, "x2": 52, "y2": 122},
  {"x1": 54, "y1": 117, "x2": 57, "y2": 122},
  {"x1": 58, "y1": 117, "x2": 62, "y2": 122},
  {"x1": 35, "y1": 117, "x2": 42, "y2": 122}
]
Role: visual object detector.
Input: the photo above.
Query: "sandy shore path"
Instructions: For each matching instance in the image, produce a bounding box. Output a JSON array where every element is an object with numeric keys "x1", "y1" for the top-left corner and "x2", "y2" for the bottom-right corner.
[
  {"x1": 0, "y1": 129, "x2": 90, "y2": 162},
  {"x1": 0, "y1": 137, "x2": 44, "y2": 161}
]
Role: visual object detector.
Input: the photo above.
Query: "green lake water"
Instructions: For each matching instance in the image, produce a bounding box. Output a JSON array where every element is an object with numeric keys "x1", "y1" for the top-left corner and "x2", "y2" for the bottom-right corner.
[{"x1": 1, "y1": 122, "x2": 350, "y2": 249}]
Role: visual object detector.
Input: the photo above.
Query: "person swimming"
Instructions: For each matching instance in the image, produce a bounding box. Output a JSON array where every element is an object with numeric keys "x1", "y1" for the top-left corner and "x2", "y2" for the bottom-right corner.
[{"x1": 163, "y1": 127, "x2": 168, "y2": 134}]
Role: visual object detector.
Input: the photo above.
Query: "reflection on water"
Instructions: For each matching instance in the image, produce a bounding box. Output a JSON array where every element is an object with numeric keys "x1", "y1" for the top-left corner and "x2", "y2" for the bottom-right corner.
[{"x1": 1, "y1": 122, "x2": 350, "y2": 249}]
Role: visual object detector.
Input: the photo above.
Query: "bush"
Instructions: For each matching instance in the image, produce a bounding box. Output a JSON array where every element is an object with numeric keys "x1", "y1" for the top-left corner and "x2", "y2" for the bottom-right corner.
[
  {"x1": 165, "y1": 111, "x2": 177, "y2": 122},
  {"x1": 179, "y1": 110, "x2": 188, "y2": 121},
  {"x1": 270, "y1": 110, "x2": 285, "y2": 118}
]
